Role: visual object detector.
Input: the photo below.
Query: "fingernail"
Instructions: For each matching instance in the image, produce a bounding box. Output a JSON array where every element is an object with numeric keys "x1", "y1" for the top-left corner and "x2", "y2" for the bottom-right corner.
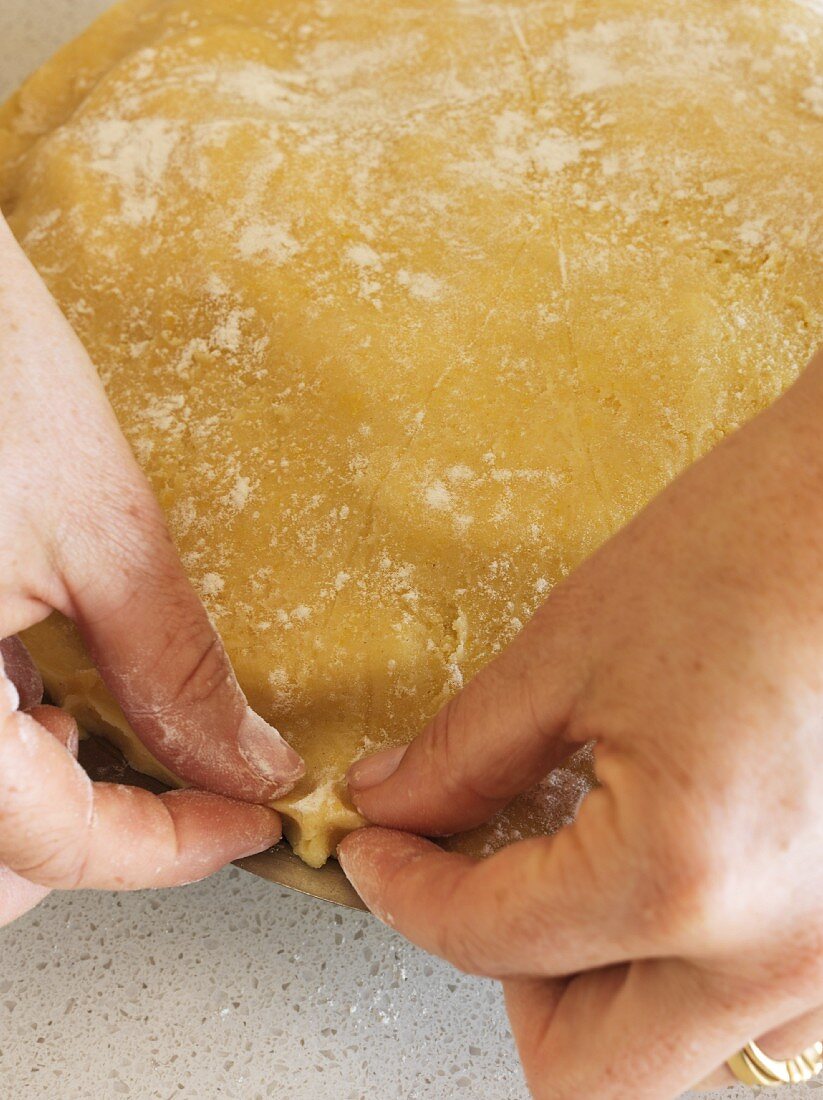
[
  {"x1": 235, "y1": 835, "x2": 280, "y2": 860},
  {"x1": 237, "y1": 708, "x2": 305, "y2": 794},
  {"x1": 235, "y1": 846, "x2": 270, "y2": 861},
  {"x1": 67, "y1": 727, "x2": 80, "y2": 758},
  {"x1": 347, "y1": 745, "x2": 408, "y2": 791}
]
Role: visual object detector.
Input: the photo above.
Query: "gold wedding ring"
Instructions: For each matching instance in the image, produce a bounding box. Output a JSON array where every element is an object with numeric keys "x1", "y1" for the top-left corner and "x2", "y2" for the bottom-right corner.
[{"x1": 728, "y1": 1039, "x2": 823, "y2": 1087}]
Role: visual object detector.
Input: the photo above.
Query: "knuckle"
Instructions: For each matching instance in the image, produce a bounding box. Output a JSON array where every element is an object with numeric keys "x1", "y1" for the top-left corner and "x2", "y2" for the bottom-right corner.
[
  {"x1": 166, "y1": 631, "x2": 232, "y2": 713},
  {"x1": 439, "y1": 918, "x2": 482, "y2": 975},
  {"x1": 435, "y1": 874, "x2": 493, "y2": 976},
  {"x1": 131, "y1": 619, "x2": 232, "y2": 727},
  {"x1": 14, "y1": 832, "x2": 88, "y2": 890},
  {"x1": 424, "y1": 690, "x2": 507, "y2": 808},
  {"x1": 424, "y1": 698, "x2": 472, "y2": 796},
  {"x1": 768, "y1": 927, "x2": 823, "y2": 996},
  {"x1": 110, "y1": 483, "x2": 170, "y2": 557},
  {"x1": 633, "y1": 831, "x2": 728, "y2": 947},
  {"x1": 0, "y1": 711, "x2": 91, "y2": 889}
]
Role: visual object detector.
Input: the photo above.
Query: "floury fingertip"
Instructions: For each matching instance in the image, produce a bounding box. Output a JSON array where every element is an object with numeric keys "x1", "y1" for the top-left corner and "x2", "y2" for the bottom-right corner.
[
  {"x1": 237, "y1": 708, "x2": 305, "y2": 796},
  {"x1": 347, "y1": 744, "x2": 408, "y2": 791}
]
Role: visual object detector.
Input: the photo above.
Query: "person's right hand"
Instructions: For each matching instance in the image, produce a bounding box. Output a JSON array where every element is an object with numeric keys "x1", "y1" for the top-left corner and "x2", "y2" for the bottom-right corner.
[
  {"x1": 0, "y1": 216, "x2": 303, "y2": 927},
  {"x1": 340, "y1": 349, "x2": 823, "y2": 1097}
]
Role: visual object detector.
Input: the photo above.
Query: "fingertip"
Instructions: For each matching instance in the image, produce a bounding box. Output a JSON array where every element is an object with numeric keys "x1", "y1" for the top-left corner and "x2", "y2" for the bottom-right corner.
[
  {"x1": 338, "y1": 825, "x2": 436, "y2": 866},
  {"x1": 160, "y1": 789, "x2": 283, "y2": 860},
  {"x1": 27, "y1": 705, "x2": 79, "y2": 757},
  {"x1": 236, "y1": 708, "x2": 305, "y2": 797},
  {"x1": 337, "y1": 828, "x2": 440, "y2": 922},
  {"x1": 234, "y1": 803, "x2": 283, "y2": 858}
]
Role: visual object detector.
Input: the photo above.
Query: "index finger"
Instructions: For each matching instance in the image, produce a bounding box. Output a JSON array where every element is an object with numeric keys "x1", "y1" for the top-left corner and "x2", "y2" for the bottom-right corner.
[
  {"x1": 338, "y1": 797, "x2": 650, "y2": 981},
  {"x1": 0, "y1": 700, "x2": 281, "y2": 891}
]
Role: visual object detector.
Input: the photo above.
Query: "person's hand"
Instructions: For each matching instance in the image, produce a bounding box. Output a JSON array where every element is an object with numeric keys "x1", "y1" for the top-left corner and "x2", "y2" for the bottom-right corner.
[
  {"x1": 0, "y1": 216, "x2": 303, "y2": 926},
  {"x1": 339, "y1": 350, "x2": 823, "y2": 1098},
  {"x1": 0, "y1": 635, "x2": 82, "y2": 923}
]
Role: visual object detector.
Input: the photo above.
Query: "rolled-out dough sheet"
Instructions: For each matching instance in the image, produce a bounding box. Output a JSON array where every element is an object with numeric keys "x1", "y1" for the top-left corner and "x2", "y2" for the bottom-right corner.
[{"x1": 1, "y1": 0, "x2": 821, "y2": 865}]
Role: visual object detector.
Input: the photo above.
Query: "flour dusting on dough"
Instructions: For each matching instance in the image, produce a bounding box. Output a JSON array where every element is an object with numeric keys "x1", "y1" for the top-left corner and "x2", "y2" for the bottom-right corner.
[{"x1": 4, "y1": 0, "x2": 821, "y2": 867}]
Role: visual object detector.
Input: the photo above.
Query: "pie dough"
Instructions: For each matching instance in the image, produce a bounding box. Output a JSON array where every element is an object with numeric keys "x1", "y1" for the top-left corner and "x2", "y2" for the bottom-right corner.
[{"x1": 1, "y1": 0, "x2": 821, "y2": 866}]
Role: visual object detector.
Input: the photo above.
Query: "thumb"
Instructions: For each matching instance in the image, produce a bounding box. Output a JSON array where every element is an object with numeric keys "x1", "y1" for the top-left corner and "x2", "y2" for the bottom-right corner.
[
  {"x1": 1, "y1": 219, "x2": 304, "y2": 806},
  {"x1": 347, "y1": 599, "x2": 585, "y2": 835},
  {"x1": 58, "y1": 481, "x2": 304, "y2": 804}
]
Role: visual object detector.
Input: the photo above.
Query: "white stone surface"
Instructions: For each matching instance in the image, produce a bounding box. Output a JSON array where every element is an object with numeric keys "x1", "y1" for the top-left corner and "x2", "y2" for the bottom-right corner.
[
  {"x1": 0, "y1": 3, "x2": 819, "y2": 1098},
  {"x1": 1, "y1": 869, "x2": 525, "y2": 1099},
  {"x1": 0, "y1": 871, "x2": 819, "y2": 1100}
]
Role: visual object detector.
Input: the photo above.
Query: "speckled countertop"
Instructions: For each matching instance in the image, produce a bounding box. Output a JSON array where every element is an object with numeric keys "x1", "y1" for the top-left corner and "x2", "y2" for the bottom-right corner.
[
  {"x1": 0, "y1": 4, "x2": 818, "y2": 1098},
  {"x1": 1, "y1": 869, "x2": 525, "y2": 1098}
]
